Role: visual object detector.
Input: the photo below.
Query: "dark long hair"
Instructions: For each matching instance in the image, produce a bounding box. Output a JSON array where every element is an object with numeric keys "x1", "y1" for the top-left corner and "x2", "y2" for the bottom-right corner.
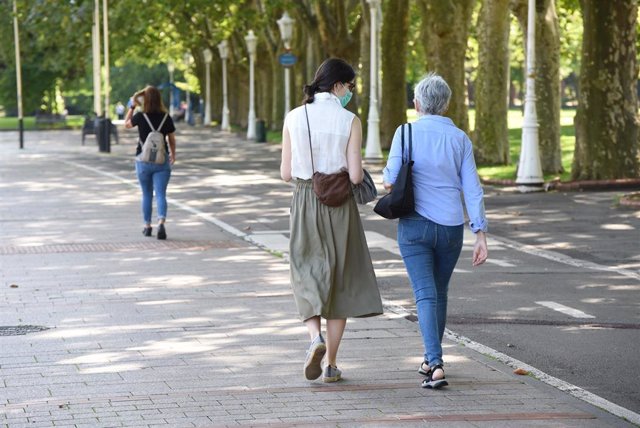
[{"x1": 302, "y1": 58, "x2": 356, "y2": 104}]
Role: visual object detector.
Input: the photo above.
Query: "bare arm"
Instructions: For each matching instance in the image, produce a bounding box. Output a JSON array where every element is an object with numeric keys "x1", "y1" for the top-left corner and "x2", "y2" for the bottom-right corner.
[
  {"x1": 168, "y1": 133, "x2": 176, "y2": 165},
  {"x1": 346, "y1": 116, "x2": 364, "y2": 184},
  {"x1": 280, "y1": 124, "x2": 292, "y2": 182},
  {"x1": 124, "y1": 100, "x2": 136, "y2": 129}
]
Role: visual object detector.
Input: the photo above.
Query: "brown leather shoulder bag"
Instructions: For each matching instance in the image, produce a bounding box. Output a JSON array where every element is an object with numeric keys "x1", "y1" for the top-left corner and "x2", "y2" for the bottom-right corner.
[{"x1": 304, "y1": 104, "x2": 352, "y2": 207}]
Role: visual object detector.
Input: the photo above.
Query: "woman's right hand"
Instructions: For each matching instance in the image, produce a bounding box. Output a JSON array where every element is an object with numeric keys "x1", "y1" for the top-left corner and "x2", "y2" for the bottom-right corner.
[{"x1": 472, "y1": 231, "x2": 488, "y2": 266}]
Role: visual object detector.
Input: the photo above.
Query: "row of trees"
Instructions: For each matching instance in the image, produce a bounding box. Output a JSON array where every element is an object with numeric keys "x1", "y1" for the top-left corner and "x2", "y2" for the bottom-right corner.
[{"x1": 0, "y1": 0, "x2": 638, "y2": 180}]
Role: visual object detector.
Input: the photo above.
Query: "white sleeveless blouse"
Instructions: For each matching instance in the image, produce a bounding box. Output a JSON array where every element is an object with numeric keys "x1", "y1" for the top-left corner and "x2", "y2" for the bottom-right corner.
[{"x1": 285, "y1": 92, "x2": 355, "y2": 179}]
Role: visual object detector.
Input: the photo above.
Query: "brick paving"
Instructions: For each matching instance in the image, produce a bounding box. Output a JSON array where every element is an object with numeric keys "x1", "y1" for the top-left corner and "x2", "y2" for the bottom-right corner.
[{"x1": 0, "y1": 130, "x2": 633, "y2": 427}]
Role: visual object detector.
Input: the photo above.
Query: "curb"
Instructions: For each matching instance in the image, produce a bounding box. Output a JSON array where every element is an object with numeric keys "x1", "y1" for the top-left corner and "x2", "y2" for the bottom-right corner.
[{"x1": 481, "y1": 178, "x2": 640, "y2": 192}]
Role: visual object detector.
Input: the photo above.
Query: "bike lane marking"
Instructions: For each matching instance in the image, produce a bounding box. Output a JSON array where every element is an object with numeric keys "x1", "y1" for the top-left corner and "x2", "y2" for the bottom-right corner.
[{"x1": 536, "y1": 301, "x2": 596, "y2": 319}]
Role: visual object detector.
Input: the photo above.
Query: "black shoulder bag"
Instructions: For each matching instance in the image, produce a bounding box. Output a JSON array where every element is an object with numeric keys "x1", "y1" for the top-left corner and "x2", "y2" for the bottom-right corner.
[{"x1": 373, "y1": 123, "x2": 414, "y2": 219}]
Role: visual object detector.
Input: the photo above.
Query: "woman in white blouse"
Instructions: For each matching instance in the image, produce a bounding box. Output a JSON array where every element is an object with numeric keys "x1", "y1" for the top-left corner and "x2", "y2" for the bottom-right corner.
[{"x1": 280, "y1": 58, "x2": 383, "y2": 383}]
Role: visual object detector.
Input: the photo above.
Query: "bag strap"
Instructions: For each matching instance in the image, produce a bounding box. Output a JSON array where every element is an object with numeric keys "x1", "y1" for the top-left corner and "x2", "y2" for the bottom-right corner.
[
  {"x1": 142, "y1": 113, "x2": 169, "y2": 133},
  {"x1": 401, "y1": 123, "x2": 412, "y2": 164},
  {"x1": 157, "y1": 113, "x2": 169, "y2": 132},
  {"x1": 304, "y1": 104, "x2": 316, "y2": 173},
  {"x1": 408, "y1": 123, "x2": 412, "y2": 162},
  {"x1": 142, "y1": 113, "x2": 156, "y2": 132},
  {"x1": 400, "y1": 123, "x2": 405, "y2": 162}
]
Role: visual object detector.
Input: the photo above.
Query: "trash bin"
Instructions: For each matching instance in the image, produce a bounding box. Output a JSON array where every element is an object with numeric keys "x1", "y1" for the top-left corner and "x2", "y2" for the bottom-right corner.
[
  {"x1": 96, "y1": 118, "x2": 111, "y2": 153},
  {"x1": 255, "y1": 119, "x2": 267, "y2": 143}
]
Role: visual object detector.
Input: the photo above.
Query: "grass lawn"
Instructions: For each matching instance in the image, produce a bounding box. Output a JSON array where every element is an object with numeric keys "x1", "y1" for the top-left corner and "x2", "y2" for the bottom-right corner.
[
  {"x1": 474, "y1": 109, "x2": 575, "y2": 182},
  {"x1": 0, "y1": 115, "x2": 85, "y2": 131}
]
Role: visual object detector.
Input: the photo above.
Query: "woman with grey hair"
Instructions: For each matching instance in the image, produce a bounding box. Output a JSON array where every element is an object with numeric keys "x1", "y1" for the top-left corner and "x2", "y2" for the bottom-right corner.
[{"x1": 382, "y1": 73, "x2": 488, "y2": 389}]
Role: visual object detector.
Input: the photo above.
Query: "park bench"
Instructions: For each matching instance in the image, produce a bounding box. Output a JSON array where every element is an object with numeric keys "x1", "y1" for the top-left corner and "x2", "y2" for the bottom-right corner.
[
  {"x1": 81, "y1": 116, "x2": 119, "y2": 145},
  {"x1": 35, "y1": 113, "x2": 66, "y2": 129}
]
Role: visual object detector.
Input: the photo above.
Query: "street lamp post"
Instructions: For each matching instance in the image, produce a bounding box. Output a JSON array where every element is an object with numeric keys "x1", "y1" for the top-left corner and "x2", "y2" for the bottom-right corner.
[
  {"x1": 245, "y1": 30, "x2": 257, "y2": 140},
  {"x1": 101, "y1": 0, "x2": 111, "y2": 153},
  {"x1": 102, "y1": 0, "x2": 110, "y2": 120},
  {"x1": 516, "y1": 0, "x2": 544, "y2": 192},
  {"x1": 203, "y1": 48, "x2": 212, "y2": 126},
  {"x1": 218, "y1": 40, "x2": 231, "y2": 132},
  {"x1": 277, "y1": 11, "x2": 294, "y2": 118},
  {"x1": 12, "y1": 0, "x2": 23, "y2": 149},
  {"x1": 92, "y1": 0, "x2": 101, "y2": 116},
  {"x1": 167, "y1": 60, "x2": 175, "y2": 118},
  {"x1": 183, "y1": 53, "x2": 192, "y2": 125},
  {"x1": 364, "y1": 0, "x2": 383, "y2": 161}
]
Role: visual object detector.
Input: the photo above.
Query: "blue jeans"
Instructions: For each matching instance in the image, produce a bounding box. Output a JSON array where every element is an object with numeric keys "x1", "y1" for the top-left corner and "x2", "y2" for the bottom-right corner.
[
  {"x1": 135, "y1": 160, "x2": 171, "y2": 224},
  {"x1": 398, "y1": 214, "x2": 463, "y2": 367}
]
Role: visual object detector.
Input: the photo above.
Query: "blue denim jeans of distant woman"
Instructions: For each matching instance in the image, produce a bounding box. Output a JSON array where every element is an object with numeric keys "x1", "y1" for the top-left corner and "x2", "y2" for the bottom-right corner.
[
  {"x1": 135, "y1": 159, "x2": 171, "y2": 224},
  {"x1": 398, "y1": 213, "x2": 464, "y2": 367}
]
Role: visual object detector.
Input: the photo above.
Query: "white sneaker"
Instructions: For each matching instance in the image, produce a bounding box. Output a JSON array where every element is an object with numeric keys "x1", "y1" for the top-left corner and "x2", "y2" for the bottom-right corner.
[
  {"x1": 323, "y1": 365, "x2": 342, "y2": 383},
  {"x1": 304, "y1": 335, "x2": 326, "y2": 380}
]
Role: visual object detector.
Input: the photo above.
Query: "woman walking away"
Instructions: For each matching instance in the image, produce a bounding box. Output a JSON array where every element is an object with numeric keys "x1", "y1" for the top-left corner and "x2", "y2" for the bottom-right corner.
[
  {"x1": 383, "y1": 73, "x2": 488, "y2": 389},
  {"x1": 280, "y1": 58, "x2": 383, "y2": 383},
  {"x1": 125, "y1": 86, "x2": 176, "y2": 240}
]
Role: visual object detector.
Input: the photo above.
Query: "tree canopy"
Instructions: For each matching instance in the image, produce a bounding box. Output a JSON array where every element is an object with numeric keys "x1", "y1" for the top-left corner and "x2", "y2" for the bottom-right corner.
[{"x1": 1, "y1": 0, "x2": 638, "y2": 179}]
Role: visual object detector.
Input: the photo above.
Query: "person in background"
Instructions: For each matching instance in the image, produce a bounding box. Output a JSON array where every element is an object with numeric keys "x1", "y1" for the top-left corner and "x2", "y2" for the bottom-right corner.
[
  {"x1": 115, "y1": 102, "x2": 126, "y2": 120},
  {"x1": 280, "y1": 58, "x2": 383, "y2": 383},
  {"x1": 382, "y1": 73, "x2": 488, "y2": 389},
  {"x1": 124, "y1": 86, "x2": 176, "y2": 240}
]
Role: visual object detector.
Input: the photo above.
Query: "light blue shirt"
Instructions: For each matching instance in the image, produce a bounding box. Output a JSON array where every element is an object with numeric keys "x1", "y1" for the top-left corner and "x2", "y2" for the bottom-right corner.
[{"x1": 382, "y1": 115, "x2": 488, "y2": 233}]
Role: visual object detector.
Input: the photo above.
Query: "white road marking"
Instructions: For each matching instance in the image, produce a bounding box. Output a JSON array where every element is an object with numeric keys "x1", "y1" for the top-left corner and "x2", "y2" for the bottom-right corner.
[
  {"x1": 443, "y1": 328, "x2": 640, "y2": 426},
  {"x1": 365, "y1": 230, "x2": 401, "y2": 256},
  {"x1": 485, "y1": 258, "x2": 516, "y2": 267},
  {"x1": 492, "y1": 235, "x2": 640, "y2": 281},
  {"x1": 535, "y1": 301, "x2": 596, "y2": 319},
  {"x1": 365, "y1": 230, "x2": 471, "y2": 272},
  {"x1": 255, "y1": 217, "x2": 277, "y2": 223}
]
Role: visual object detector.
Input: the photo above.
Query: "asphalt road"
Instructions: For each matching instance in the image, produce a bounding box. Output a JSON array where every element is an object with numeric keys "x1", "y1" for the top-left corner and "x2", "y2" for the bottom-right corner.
[{"x1": 10, "y1": 126, "x2": 639, "y2": 415}]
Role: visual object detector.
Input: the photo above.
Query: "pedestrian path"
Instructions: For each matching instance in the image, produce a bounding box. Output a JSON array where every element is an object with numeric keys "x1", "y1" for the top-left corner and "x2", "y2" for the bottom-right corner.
[{"x1": 0, "y1": 131, "x2": 634, "y2": 427}]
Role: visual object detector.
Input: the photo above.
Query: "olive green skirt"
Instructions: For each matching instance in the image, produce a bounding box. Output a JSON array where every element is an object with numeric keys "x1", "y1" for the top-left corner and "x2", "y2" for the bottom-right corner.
[{"x1": 289, "y1": 180, "x2": 383, "y2": 320}]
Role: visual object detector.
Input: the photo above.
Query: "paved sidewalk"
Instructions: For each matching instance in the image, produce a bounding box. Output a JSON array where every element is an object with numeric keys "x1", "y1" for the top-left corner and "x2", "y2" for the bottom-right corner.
[{"x1": 0, "y1": 130, "x2": 633, "y2": 427}]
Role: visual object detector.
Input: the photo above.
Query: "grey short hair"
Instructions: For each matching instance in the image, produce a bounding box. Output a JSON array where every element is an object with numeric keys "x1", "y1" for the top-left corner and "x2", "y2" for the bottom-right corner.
[{"x1": 413, "y1": 73, "x2": 451, "y2": 115}]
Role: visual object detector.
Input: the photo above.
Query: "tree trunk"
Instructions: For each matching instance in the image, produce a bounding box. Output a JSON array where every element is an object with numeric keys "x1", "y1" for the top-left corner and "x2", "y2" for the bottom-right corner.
[
  {"x1": 417, "y1": 0, "x2": 474, "y2": 133},
  {"x1": 310, "y1": 0, "x2": 363, "y2": 117},
  {"x1": 380, "y1": 0, "x2": 409, "y2": 149},
  {"x1": 512, "y1": 0, "x2": 563, "y2": 174},
  {"x1": 572, "y1": 0, "x2": 639, "y2": 179},
  {"x1": 313, "y1": 0, "x2": 362, "y2": 65},
  {"x1": 270, "y1": 54, "x2": 285, "y2": 131},
  {"x1": 474, "y1": 0, "x2": 511, "y2": 165}
]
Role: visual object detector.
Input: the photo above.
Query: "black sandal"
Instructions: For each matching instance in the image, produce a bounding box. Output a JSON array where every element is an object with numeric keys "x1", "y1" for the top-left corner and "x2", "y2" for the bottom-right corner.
[
  {"x1": 421, "y1": 364, "x2": 448, "y2": 389},
  {"x1": 418, "y1": 361, "x2": 431, "y2": 376}
]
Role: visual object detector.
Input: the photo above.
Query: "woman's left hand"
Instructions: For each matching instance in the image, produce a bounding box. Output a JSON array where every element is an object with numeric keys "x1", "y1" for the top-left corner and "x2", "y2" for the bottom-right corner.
[
  {"x1": 472, "y1": 231, "x2": 488, "y2": 266},
  {"x1": 169, "y1": 153, "x2": 175, "y2": 165}
]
